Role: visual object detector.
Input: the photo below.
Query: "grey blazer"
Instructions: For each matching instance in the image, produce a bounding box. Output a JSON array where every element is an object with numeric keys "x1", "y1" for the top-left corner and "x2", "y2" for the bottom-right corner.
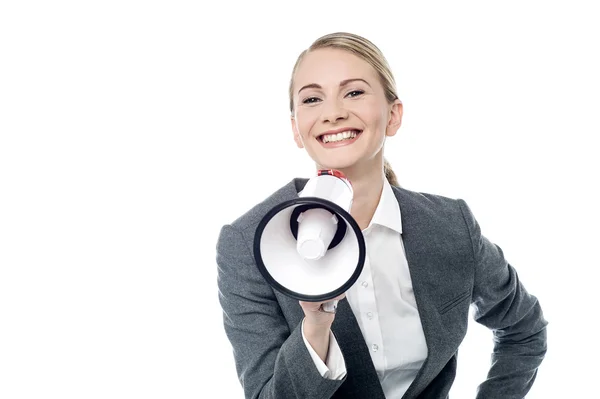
[{"x1": 216, "y1": 178, "x2": 547, "y2": 399}]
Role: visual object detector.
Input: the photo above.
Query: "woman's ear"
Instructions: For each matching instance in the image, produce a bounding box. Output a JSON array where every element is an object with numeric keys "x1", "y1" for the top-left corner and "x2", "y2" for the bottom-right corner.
[
  {"x1": 291, "y1": 117, "x2": 304, "y2": 148},
  {"x1": 386, "y1": 100, "x2": 403, "y2": 137}
]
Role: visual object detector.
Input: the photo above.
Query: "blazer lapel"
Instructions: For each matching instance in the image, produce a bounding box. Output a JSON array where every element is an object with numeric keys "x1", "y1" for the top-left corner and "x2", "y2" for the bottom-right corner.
[
  {"x1": 331, "y1": 298, "x2": 386, "y2": 398},
  {"x1": 392, "y1": 186, "x2": 448, "y2": 399}
]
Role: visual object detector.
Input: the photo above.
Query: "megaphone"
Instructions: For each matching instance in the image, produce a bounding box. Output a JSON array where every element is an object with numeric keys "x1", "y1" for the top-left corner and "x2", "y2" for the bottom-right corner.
[{"x1": 253, "y1": 170, "x2": 366, "y2": 312}]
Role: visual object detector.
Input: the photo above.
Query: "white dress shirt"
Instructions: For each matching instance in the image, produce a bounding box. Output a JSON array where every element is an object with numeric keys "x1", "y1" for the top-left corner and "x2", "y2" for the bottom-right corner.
[{"x1": 301, "y1": 179, "x2": 428, "y2": 398}]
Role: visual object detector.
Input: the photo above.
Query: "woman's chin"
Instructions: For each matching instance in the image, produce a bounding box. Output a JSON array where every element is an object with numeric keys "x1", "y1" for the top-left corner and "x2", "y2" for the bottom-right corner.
[
  {"x1": 309, "y1": 148, "x2": 363, "y2": 171},
  {"x1": 316, "y1": 159, "x2": 358, "y2": 171}
]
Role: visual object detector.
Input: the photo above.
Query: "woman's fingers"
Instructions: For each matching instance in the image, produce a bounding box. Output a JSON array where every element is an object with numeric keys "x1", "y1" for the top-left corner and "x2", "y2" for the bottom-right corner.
[{"x1": 299, "y1": 293, "x2": 346, "y2": 326}]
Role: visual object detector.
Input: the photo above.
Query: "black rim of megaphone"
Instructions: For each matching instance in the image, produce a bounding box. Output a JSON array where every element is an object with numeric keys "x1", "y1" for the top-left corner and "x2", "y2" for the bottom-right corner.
[{"x1": 253, "y1": 197, "x2": 366, "y2": 302}]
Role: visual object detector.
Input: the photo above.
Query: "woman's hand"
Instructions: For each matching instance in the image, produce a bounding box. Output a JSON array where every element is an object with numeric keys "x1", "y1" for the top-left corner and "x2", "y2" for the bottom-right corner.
[
  {"x1": 299, "y1": 293, "x2": 346, "y2": 327},
  {"x1": 299, "y1": 293, "x2": 346, "y2": 362}
]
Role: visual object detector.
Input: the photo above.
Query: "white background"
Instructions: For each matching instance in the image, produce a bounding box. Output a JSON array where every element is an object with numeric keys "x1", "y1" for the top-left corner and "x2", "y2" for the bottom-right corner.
[{"x1": 1, "y1": 1, "x2": 598, "y2": 398}]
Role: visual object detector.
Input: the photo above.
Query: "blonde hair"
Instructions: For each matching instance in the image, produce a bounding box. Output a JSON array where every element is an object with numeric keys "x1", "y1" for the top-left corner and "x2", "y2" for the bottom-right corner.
[{"x1": 288, "y1": 32, "x2": 400, "y2": 187}]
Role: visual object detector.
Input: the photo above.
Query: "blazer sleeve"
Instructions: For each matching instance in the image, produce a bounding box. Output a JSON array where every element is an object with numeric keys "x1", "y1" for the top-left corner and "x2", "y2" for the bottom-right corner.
[
  {"x1": 216, "y1": 224, "x2": 346, "y2": 399},
  {"x1": 458, "y1": 200, "x2": 548, "y2": 399}
]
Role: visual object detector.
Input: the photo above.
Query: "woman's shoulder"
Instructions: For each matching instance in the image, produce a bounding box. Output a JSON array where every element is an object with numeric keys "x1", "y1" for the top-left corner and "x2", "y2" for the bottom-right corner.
[
  {"x1": 392, "y1": 184, "x2": 463, "y2": 209},
  {"x1": 391, "y1": 185, "x2": 480, "y2": 230}
]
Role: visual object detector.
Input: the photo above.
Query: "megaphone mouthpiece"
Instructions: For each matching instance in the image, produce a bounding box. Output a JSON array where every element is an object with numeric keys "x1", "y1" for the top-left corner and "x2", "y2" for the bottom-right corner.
[{"x1": 296, "y1": 208, "x2": 339, "y2": 260}]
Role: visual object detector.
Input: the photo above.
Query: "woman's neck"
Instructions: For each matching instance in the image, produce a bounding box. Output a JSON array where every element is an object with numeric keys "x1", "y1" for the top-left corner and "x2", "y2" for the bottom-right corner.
[{"x1": 336, "y1": 163, "x2": 385, "y2": 231}]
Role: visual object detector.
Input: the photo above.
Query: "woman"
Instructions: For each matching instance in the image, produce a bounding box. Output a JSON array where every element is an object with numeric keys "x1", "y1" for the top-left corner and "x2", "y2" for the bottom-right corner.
[{"x1": 216, "y1": 32, "x2": 547, "y2": 399}]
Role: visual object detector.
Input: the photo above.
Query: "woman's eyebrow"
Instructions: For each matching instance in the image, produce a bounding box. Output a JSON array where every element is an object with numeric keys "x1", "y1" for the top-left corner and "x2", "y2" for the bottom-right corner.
[{"x1": 298, "y1": 78, "x2": 371, "y2": 95}]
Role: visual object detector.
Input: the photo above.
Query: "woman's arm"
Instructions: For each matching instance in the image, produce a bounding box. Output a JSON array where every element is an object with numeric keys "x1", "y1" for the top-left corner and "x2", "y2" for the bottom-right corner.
[
  {"x1": 216, "y1": 224, "x2": 346, "y2": 399},
  {"x1": 458, "y1": 200, "x2": 548, "y2": 399}
]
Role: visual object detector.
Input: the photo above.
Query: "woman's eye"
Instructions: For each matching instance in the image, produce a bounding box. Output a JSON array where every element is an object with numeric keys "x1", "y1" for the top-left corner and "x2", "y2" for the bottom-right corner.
[
  {"x1": 347, "y1": 90, "x2": 364, "y2": 98},
  {"x1": 302, "y1": 97, "x2": 321, "y2": 104}
]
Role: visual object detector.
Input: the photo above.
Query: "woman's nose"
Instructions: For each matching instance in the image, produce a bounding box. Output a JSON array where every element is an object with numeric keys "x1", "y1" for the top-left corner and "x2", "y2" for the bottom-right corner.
[{"x1": 321, "y1": 99, "x2": 348, "y2": 123}]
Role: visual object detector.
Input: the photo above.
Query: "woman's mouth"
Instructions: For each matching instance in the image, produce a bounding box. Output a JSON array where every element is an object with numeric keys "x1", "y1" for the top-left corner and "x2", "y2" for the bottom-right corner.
[{"x1": 319, "y1": 130, "x2": 362, "y2": 146}]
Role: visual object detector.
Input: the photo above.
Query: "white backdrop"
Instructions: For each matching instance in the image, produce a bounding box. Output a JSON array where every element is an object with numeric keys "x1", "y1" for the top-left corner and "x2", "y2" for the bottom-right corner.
[{"x1": 1, "y1": 1, "x2": 598, "y2": 398}]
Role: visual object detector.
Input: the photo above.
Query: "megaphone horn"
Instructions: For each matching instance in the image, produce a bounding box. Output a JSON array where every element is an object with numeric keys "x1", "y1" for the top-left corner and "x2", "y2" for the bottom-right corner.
[{"x1": 253, "y1": 170, "x2": 366, "y2": 304}]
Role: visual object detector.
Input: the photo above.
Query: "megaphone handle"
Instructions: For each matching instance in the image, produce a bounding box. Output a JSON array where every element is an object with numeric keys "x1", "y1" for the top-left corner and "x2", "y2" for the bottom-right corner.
[{"x1": 319, "y1": 299, "x2": 339, "y2": 314}]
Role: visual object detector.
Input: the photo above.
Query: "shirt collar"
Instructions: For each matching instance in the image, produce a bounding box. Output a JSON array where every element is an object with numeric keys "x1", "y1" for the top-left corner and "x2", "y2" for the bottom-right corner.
[
  {"x1": 298, "y1": 178, "x2": 403, "y2": 234},
  {"x1": 367, "y1": 179, "x2": 403, "y2": 234}
]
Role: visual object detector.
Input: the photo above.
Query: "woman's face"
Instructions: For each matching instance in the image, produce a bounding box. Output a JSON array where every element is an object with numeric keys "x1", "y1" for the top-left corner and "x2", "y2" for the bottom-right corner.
[{"x1": 291, "y1": 48, "x2": 402, "y2": 171}]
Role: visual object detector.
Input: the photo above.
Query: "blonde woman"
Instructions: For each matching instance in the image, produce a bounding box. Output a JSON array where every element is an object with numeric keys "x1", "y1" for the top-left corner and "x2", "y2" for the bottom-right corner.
[{"x1": 216, "y1": 32, "x2": 547, "y2": 399}]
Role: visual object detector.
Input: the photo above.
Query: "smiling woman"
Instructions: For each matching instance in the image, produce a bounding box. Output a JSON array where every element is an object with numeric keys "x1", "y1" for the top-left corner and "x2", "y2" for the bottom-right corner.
[
  {"x1": 215, "y1": 32, "x2": 547, "y2": 399},
  {"x1": 289, "y1": 37, "x2": 402, "y2": 192},
  {"x1": 291, "y1": 36, "x2": 401, "y2": 188}
]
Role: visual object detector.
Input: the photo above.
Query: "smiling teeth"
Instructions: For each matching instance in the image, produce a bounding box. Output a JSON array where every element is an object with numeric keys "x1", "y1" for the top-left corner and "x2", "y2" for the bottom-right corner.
[{"x1": 322, "y1": 130, "x2": 358, "y2": 143}]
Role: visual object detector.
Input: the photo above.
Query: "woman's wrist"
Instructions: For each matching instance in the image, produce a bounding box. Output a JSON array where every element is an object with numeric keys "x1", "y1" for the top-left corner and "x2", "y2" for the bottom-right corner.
[
  {"x1": 304, "y1": 319, "x2": 331, "y2": 339},
  {"x1": 303, "y1": 319, "x2": 331, "y2": 362}
]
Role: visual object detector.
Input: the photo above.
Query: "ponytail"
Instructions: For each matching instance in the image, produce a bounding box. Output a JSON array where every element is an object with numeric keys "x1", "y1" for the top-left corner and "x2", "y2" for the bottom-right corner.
[{"x1": 384, "y1": 158, "x2": 400, "y2": 187}]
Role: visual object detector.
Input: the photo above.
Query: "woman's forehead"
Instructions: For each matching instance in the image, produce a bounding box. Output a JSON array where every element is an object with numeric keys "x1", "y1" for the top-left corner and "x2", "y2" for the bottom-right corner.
[{"x1": 294, "y1": 48, "x2": 378, "y2": 89}]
